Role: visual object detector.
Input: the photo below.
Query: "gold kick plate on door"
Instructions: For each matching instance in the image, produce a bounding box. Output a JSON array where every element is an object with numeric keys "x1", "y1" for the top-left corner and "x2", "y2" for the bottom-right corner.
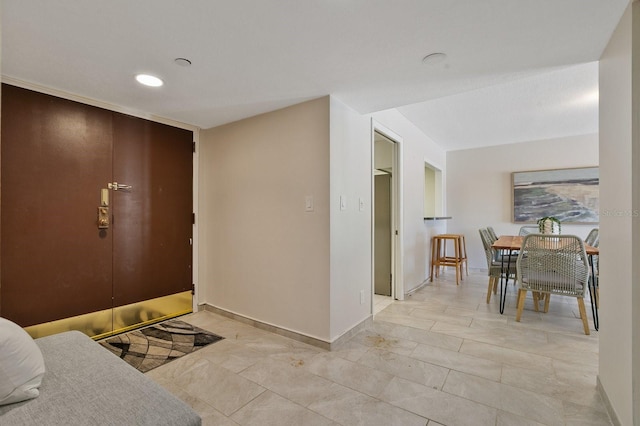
[{"x1": 24, "y1": 291, "x2": 193, "y2": 340}]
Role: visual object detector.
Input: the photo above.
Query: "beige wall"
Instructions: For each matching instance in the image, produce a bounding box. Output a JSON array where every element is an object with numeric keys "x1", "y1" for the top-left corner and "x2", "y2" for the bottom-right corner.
[
  {"x1": 446, "y1": 134, "x2": 599, "y2": 270},
  {"x1": 599, "y1": 3, "x2": 636, "y2": 425},
  {"x1": 199, "y1": 97, "x2": 331, "y2": 341},
  {"x1": 198, "y1": 97, "x2": 448, "y2": 342}
]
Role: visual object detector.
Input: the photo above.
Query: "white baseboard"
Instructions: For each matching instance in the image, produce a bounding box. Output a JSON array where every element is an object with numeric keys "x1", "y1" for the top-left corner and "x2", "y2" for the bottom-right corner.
[
  {"x1": 199, "y1": 303, "x2": 372, "y2": 351},
  {"x1": 597, "y1": 376, "x2": 621, "y2": 426}
]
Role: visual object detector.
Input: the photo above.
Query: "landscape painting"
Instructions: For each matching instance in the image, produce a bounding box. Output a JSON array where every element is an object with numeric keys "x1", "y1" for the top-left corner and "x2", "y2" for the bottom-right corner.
[{"x1": 512, "y1": 167, "x2": 599, "y2": 223}]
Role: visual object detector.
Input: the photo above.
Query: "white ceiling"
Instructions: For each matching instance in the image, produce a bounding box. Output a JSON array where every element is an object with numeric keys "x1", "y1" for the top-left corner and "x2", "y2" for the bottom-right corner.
[
  {"x1": 1, "y1": 1, "x2": 628, "y2": 151},
  {"x1": 399, "y1": 61, "x2": 600, "y2": 150}
]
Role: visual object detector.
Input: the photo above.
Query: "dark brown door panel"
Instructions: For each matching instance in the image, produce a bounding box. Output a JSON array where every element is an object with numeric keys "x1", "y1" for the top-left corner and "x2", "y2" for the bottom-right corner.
[
  {"x1": 1, "y1": 84, "x2": 193, "y2": 330},
  {"x1": 1, "y1": 84, "x2": 113, "y2": 326},
  {"x1": 112, "y1": 113, "x2": 193, "y2": 307}
]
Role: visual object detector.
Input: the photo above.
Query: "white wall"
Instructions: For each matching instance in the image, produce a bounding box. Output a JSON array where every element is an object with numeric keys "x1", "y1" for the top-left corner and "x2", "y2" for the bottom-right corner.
[
  {"x1": 370, "y1": 109, "x2": 447, "y2": 294},
  {"x1": 598, "y1": 3, "x2": 635, "y2": 425},
  {"x1": 328, "y1": 103, "x2": 449, "y2": 338},
  {"x1": 329, "y1": 98, "x2": 372, "y2": 339},
  {"x1": 199, "y1": 97, "x2": 332, "y2": 341},
  {"x1": 446, "y1": 134, "x2": 599, "y2": 270},
  {"x1": 633, "y1": 5, "x2": 640, "y2": 422}
]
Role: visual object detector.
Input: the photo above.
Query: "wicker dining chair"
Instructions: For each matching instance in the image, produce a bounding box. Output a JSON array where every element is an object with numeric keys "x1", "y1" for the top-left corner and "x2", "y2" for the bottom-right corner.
[
  {"x1": 584, "y1": 228, "x2": 599, "y2": 307},
  {"x1": 486, "y1": 226, "x2": 498, "y2": 242},
  {"x1": 518, "y1": 225, "x2": 539, "y2": 236},
  {"x1": 487, "y1": 226, "x2": 498, "y2": 241},
  {"x1": 515, "y1": 234, "x2": 590, "y2": 335},
  {"x1": 479, "y1": 228, "x2": 516, "y2": 304},
  {"x1": 585, "y1": 228, "x2": 599, "y2": 247}
]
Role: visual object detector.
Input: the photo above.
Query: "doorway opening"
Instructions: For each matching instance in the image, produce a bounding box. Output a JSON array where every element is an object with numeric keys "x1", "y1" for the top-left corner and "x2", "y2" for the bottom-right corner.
[
  {"x1": 424, "y1": 162, "x2": 443, "y2": 217},
  {"x1": 372, "y1": 124, "x2": 403, "y2": 313}
]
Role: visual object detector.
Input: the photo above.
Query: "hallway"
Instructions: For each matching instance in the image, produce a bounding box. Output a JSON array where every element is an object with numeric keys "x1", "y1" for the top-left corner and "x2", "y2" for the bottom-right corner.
[{"x1": 146, "y1": 270, "x2": 609, "y2": 425}]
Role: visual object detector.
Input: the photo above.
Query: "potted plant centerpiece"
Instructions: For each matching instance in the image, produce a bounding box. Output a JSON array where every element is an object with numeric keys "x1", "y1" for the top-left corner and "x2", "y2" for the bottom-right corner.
[{"x1": 537, "y1": 216, "x2": 561, "y2": 235}]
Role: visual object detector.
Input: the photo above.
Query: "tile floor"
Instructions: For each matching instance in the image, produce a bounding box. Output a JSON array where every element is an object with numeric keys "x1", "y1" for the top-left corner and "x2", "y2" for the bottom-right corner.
[
  {"x1": 146, "y1": 270, "x2": 611, "y2": 426},
  {"x1": 374, "y1": 294, "x2": 394, "y2": 314}
]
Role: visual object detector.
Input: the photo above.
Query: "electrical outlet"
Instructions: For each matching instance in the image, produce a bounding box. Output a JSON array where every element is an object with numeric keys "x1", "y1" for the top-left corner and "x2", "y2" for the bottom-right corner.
[{"x1": 360, "y1": 290, "x2": 365, "y2": 305}]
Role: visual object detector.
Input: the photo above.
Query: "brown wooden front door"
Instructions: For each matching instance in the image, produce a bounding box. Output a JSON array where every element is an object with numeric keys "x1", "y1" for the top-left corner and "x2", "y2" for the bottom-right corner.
[
  {"x1": 1, "y1": 84, "x2": 193, "y2": 336},
  {"x1": 111, "y1": 113, "x2": 193, "y2": 309}
]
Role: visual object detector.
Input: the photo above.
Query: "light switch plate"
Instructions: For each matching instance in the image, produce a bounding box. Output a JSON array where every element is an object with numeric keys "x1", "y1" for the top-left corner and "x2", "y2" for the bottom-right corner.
[
  {"x1": 359, "y1": 198, "x2": 365, "y2": 211},
  {"x1": 305, "y1": 196, "x2": 314, "y2": 212},
  {"x1": 340, "y1": 195, "x2": 347, "y2": 211}
]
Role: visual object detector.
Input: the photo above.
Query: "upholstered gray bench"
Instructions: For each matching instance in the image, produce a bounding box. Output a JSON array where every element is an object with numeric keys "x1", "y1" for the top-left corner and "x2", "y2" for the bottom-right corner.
[{"x1": 0, "y1": 330, "x2": 201, "y2": 426}]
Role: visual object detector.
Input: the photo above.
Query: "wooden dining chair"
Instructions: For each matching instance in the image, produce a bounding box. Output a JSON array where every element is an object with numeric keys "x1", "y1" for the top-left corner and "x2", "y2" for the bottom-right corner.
[{"x1": 515, "y1": 234, "x2": 590, "y2": 334}]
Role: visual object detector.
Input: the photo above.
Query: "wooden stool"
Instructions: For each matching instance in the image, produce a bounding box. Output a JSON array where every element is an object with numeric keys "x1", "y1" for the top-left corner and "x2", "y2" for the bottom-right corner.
[{"x1": 430, "y1": 234, "x2": 468, "y2": 285}]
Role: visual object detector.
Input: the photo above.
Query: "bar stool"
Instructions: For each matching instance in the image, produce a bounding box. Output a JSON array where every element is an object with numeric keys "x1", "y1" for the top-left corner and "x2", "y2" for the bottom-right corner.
[{"x1": 430, "y1": 233, "x2": 468, "y2": 285}]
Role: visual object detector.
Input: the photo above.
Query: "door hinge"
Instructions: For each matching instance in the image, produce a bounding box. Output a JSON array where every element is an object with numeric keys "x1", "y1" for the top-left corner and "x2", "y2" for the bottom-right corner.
[
  {"x1": 192, "y1": 141, "x2": 196, "y2": 153},
  {"x1": 192, "y1": 212, "x2": 196, "y2": 224},
  {"x1": 191, "y1": 284, "x2": 195, "y2": 295}
]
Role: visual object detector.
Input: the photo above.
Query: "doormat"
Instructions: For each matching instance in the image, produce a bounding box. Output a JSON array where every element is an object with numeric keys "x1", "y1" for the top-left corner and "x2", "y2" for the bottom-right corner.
[{"x1": 99, "y1": 319, "x2": 224, "y2": 373}]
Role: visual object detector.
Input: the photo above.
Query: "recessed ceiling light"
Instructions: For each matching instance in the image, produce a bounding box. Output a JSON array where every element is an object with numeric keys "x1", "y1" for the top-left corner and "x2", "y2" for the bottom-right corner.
[
  {"x1": 135, "y1": 74, "x2": 164, "y2": 87},
  {"x1": 174, "y1": 58, "x2": 192, "y2": 67},
  {"x1": 422, "y1": 52, "x2": 447, "y2": 65}
]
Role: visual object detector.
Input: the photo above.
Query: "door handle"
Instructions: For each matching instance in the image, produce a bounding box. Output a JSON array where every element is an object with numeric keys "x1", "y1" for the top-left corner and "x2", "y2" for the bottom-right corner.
[{"x1": 107, "y1": 182, "x2": 132, "y2": 191}]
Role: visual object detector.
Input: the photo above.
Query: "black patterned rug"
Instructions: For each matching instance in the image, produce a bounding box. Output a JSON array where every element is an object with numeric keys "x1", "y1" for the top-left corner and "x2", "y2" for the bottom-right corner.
[{"x1": 99, "y1": 319, "x2": 224, "y2": 373}]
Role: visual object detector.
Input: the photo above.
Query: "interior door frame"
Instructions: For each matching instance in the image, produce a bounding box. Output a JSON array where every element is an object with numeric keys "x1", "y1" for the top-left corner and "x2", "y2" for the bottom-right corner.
[
  {"x1": 371, "y1": 120, "x2": 404, "y2": 306},
  {"x1": 1, "y1": 77, "x2": 201, "y2": 314}
]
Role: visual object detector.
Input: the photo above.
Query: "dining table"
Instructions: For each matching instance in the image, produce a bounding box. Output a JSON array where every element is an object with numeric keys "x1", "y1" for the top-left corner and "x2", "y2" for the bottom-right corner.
[{"x1": 491, "y1": 235, "x2": 600, "y2": 330}]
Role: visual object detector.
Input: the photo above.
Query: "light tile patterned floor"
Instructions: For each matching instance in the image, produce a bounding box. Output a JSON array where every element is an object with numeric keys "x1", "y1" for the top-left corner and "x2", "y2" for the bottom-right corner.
[
  {"x1": 374, "y1": 294, "x2": 394, "y2": 314},
  {"x1": 145, "y1": 270, "x2": 611, "y2": 426}
]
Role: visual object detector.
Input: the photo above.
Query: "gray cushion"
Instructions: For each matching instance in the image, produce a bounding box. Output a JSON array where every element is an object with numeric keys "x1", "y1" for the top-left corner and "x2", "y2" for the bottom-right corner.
[{"x1": 0, "y1": 331, "x2": 201, "y2": 426}]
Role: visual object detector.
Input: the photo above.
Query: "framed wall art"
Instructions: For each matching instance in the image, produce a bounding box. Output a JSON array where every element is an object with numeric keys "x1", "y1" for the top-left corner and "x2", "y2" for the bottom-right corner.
[{"x1": 512, "y1": 167, "x2": 599, "y2": 223}]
